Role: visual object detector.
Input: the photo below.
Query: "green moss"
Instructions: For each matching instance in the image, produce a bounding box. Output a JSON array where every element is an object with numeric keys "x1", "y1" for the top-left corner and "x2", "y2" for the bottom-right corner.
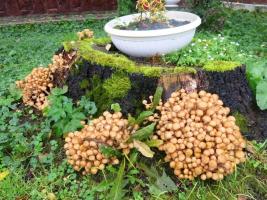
[
  {"x1": 171, "y1": 66, "x2": 197, "y2": 74},
  {"x1": 79, "y1": 79, "x2": 89, "y2": 89},
  {"x1": 203, "y1": 60, "x2": 241, "y2": 72},
  {"x1": 63, "y1": 37, "x2": 110, "y2": 52},
  {"x1": 82, "y1": 72, "x2": 131, "y2": 114},
  {"x1": 233, "y1": 112, "x2": 249, "y2": 133},
  {"x1": 85, "y1": 75, "x2": 113, "y2": 114},
  {"x1": 65, "y1": 39, "x2": 241, "y2": 75},
  {"x1": 92, "y1": 37, "x2": 111, "y2": 46},
  {"x1": 103, "y1": 73, "x2": 131, "y2": 99},
  {"x1": 64, "y1": 39, "x2": 196, "y2": 77},
  {"x1": 63, "y1": 41, "x2": 74, "y2": 52}
]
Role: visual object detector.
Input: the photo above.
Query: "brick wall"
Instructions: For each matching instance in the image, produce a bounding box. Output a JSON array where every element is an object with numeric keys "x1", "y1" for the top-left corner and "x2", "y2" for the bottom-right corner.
[
  {"x1": 0, "y1": 0, "x2": 117, "y2": 17},
  {"x1": 228, "y1": 0, "x2": 267, "y2": 4}
]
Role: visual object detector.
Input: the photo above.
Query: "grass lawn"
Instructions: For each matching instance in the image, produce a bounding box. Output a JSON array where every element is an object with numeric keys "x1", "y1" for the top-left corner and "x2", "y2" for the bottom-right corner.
[
  {"x1": 0, "y1": 8, "x2": 266, "y2": 200},
  {"x1": 0, "y1": 19, "x2": 108, "y2": 95}
]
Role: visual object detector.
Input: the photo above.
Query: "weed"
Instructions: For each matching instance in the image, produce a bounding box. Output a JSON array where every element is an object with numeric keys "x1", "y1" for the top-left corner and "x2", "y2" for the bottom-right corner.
[{"x1": 43, "y1": 86, "x2": 97, "y2": 136}]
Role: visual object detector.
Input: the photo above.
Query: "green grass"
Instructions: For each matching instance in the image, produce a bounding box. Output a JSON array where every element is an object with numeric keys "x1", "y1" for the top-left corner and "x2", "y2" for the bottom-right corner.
[
  {"x1": 0, "y1": 142, "x2": 266, "y2": 200},
  {"x1": 164, "y1": 9, "x2": 267, "y2": 68},
  {"x1": 0, "y1": 19, "x2": 108, "y2": 95},
  {"x1": 222, "y1": 10, "x2": 267, "y2": 61}
]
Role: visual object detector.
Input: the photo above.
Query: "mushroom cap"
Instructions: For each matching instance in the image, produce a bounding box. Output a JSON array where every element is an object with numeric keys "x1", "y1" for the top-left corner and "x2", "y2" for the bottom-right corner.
[{"x1": 156, "y1": 89, "x2": 246, "y2": 181}]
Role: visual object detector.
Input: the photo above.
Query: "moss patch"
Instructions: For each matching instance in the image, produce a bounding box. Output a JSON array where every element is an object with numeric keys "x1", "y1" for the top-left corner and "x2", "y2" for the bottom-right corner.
[
  {"x1": 203, "y1": 60, "x2": 241, "y2": 72},
  {"x1": 64, "y1": 39, "x2": 196, "y2": 77},
  {"x1": 93, "y1": 37, "x2": 112, "y2": 46},
  {"x1": 103, "y1": 73, "x2": 131, "y2": 99},
  {"x1": 85, "y1": 75, "x2": 113, "y2": 115},
  {"x1": 79, "y1": 79, "x2": 89, "y2": 89},
  {"x1": 63, "y1": 37, "x2": 111, "y2": 51},
  {"x1": 233, "y1": 112, "x2": 249, "y2": 133},
  {"x1": 64, "y1": 38, "x2": 241, "y2": 76}
]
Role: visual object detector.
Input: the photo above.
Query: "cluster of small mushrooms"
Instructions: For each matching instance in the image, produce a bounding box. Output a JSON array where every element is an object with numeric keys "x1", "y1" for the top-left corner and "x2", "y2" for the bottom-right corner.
[
  {"x1": 16, "y1": 52, "x2": 76, "y2": 110},
  {"x1": 64, "y1": 89, "x2": 246, "y2": 180},
  {"x1": 16, "y1": 28, "x2": 93, "y2": 110},
  {"x1": 64, "y1": 111, "x2": 137, "y2": 175},
  {"x1": 147, "y1": 89, "x2": 246, "y2": 180},
  {"x1": 77, "y1": 29, "x2": 94, "y2": 40}
]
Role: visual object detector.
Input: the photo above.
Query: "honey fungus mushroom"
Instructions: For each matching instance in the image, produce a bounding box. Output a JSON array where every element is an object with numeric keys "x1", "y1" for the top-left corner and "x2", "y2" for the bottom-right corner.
[
  {"x1": 152, "y1": 89, "x2": 246, "y2": 181},
  {"x1": 77, "y1": 29, "x2": 94, "y2": 40},
  {"x1": 64, "y1": 111, "x2": 137, "y2": 175},
  {"x1": 16, "y1": 52, "x2": 76, "y2": 110},
  {"x1": 16, "y1": 67, "x2": 52, "y2": 110}
]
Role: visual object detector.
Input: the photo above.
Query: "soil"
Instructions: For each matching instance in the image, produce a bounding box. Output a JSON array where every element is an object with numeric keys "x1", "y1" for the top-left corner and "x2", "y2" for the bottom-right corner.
[{"x1": 115, "y1": 18, "x2": 190, "y2": 31}]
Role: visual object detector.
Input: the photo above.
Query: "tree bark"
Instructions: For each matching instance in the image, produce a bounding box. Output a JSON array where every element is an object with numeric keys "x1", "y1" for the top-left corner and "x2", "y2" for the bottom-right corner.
[{"x1": 65, "y1": 61, "x2": 267, "y2": 140}]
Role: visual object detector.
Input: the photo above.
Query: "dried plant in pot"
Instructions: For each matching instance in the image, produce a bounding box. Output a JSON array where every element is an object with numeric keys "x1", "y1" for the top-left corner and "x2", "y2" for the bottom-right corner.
[{"x1": 104, "y1": 0, "x2": 201, "y2": 57}]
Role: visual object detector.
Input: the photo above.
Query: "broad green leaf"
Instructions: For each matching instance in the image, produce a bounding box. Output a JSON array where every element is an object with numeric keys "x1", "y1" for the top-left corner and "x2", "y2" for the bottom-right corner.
[
  {"x1": 72, "y1": 112, "x2": 86, "y2": 120},
  {"x1": 63, "y1": 119, "x2": 83, "y2": 134},
  {"x1": 135, "y1": 111, "x2": 154, "y2": 125},
  {"x1": 79, "y1": 96, "x2": 97, "y2": 115},
  {"x1": 84, "y1": 102, "x2": 97, "y2": 115},
  {"x1": 9, "y1": 84, "x2": 22, "y2": 101},
  {"x1": 256, "y1": 80, "x2": 267, "y2": 110},
  {"x1": 47, "y1": 108, "x2": 66, "y2": 122},
  {"x1": 129, "y1": 150, "x2": 139, "y2": 166},
  {"x1": 138, "y1": 163, "x2": 158, "y2": 179},
  {"x1": 63, "y1": 102, "x2": 74, "y2": 114},
  {"x1": 51, "y1": 86, "x2": 68, "y2": 96},
  {"x1": 246, "y1": 61, "x2": 266, "y2": 93},
  {"x1": 99, "y1": 145, "x2": 122, "y2": 158},
  {"x1": 156, "y1": 171, "x2": 177, "y2": 192},
  {"x1": 53, "y1": 121, "x2": 65, "y2": 136},
  {"x1": 111, "y1": 103, "x2": 121, "y2": 112},
  {"x1": 146, "y1": 139, "x2": 163, "y2": 147},
  {"x1": 108, "y1": 159, "x2": 126, "y2": 200},
  {"x1": 128, "y1": 114, "x2": 136, "y2": 125},
  {"x1": 152, "y1": 87, "x2": 163, "y2": 110},
  {"x1": 133, "y1": 140, "x2": 154, "y2": 158},
  {"x1": 87, "y1": 102, "x2": 97, "y2": 115},
  {"x1": 148, "y1": 184, "x2": 167, "y2": 197},
  {"x1": 130, "y1": 123, "x2": 156, "y2": 141},
  {"x1": 94, "y1": 180, "x2": 112, "y2": 192},
  {"x1": 139, "y1": 164, "x2": 177, "y2": 195}
]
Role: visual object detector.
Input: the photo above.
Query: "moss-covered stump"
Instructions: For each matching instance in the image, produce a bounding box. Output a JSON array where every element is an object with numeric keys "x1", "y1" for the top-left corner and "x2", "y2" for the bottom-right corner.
[
  {"x1": 63, "y1": 38, "x2": 267, "y2": 140},
  {"x1": 199, "y1": 66, "x2": 267, "y2": 140},
  {"x1": 66, "y1": 60, "x2": 158, "y2": 114}
]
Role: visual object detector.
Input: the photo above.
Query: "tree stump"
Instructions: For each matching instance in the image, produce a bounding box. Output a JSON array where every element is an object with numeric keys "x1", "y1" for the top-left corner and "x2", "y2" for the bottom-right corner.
[
  {"x1": 61, "y1": 39, "x2": 266, "y2": 141},
  {"x1": 65, "y1": 60, "x2": 266, "y2": 140}
]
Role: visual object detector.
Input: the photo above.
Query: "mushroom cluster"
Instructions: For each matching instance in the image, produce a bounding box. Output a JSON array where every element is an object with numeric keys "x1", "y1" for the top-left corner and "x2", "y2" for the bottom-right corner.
[
  {"x1": 153, "y1": 89, "x2": 246, "y2": 180},
  {"x1": 16, "y1": 52, "x2": 76, "y2": 110},
  {"x1": 77, "y1": 29, "x2": 94, "y2": 40},
  {"x1": 16, "y1": 67, "x2": 52, "y2": 110},
  {"x1": 64, "y1": 111, "x2": 136, "y2": 175}
]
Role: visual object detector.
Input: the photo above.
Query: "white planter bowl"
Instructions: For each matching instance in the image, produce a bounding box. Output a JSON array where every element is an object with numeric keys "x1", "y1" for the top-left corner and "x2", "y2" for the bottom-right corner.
[
  {"x1": 104, "y1": 11, "x2": 201, "y2": 57},
  {"x1": 166, "y1": 0, "x2": 181, "y2": 6}
]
